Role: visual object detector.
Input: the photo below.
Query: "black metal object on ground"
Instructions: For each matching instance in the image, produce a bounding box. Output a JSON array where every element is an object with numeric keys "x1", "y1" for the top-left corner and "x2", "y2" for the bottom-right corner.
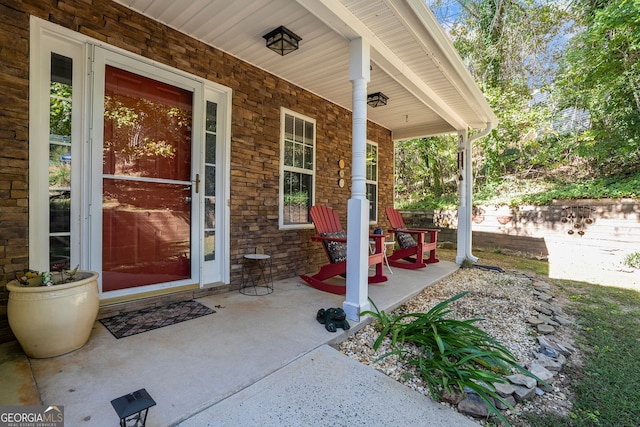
[
  {"x1": 111, "y1": 388, "x2": 156, "y2": 427},
  {"x1": 471, "y1": 264, "x2": 505, "y2": 273}
]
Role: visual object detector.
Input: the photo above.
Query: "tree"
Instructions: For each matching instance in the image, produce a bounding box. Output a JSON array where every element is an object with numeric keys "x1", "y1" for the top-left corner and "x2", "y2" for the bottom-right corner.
[
  {"x1": 554, "y1": 0, "x2": 640, "y2": 175},
  {"x1": 435, "y1": 0, "x2": 572, "y2": 90},
  {"x1": 394, "y1": 137, "x2": 457, "y2": 202},
  {"x1": 425, "y1": 1, "x2": 573, "y2": 186}
]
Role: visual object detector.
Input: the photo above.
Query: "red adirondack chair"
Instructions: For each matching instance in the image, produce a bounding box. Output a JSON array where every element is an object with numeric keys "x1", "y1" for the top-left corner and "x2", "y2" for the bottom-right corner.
[
  {"x1": 300, "y1": 205, "x2": 387, "y2": 295},
  {"x1": 385, "y1": 207, "x2": 440, "y2": 269}
]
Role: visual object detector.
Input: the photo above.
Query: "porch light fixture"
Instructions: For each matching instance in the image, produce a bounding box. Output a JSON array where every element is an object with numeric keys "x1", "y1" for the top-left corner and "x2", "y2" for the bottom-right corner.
[
  {"x1": 263, "y1": 26, "x2": 302, "y2": 56},
  {"x1": 111, "y1": 388, "x2": 156, "y2": 427},
  {"x1": 367, "y1": 92, "x2": 389, "y2": 107}
]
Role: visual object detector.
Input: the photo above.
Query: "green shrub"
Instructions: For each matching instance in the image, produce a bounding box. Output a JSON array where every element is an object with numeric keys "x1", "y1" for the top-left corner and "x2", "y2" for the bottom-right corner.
[
  {"x1": 283, "y1": 191, "x2": 308, "y2": 206},
  {"x1": 624, "y1": 252, "x2": 640, "y2": 269},
  {"x1": 364, "y1": 293, "x2": 543, "y2": 426}
]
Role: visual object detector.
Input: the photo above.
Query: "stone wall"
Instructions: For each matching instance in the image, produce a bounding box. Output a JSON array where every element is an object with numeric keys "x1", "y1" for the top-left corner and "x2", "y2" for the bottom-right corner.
[
  {"x1": 401, "y1": 199, "x2": 640, "y2": 287},
  {"x1": 0, "y1": 0, "x2": 394, "y2": 343}
]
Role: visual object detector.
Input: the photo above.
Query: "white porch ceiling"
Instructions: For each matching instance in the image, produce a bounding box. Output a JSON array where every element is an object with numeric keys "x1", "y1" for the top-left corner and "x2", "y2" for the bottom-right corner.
[{"x1": 113, "y1": 0, "x2": 497, "y2": 140}]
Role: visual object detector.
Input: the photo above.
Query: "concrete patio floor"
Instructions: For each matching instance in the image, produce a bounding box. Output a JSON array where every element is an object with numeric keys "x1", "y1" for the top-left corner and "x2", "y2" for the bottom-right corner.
[{"x1": 1, "y1": 261, "x2": 480, "y2": 426}]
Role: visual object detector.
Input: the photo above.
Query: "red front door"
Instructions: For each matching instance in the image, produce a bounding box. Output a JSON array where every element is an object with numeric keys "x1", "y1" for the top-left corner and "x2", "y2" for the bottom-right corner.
[{"x1": 101, "y1": 66, "x2": 193, "y2": 292}]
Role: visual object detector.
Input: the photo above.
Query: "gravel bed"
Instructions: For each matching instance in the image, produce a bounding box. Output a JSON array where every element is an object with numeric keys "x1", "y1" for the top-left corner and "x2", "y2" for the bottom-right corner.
[{"x1": 337, "y1": 267, "x2": 577, "y2": 425}]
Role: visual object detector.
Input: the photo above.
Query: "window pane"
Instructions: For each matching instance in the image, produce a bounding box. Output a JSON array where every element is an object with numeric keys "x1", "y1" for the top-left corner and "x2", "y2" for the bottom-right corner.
[
  {"x1": 50, "y1": 53, "x2": 73, "y2": 263},
  {"x1": 205, "y1": 198, "x2": 216, "y2": 229},
  {"x1": 103, "y1": 66, "x2": 193, "y2": 181},
  {"x1": 205, "y1": 164, "x2": 216, "y2": 196},
  {"x1": 285, "y1": 114, "x2": 294, "y2": 140},
  {"x1": 204, "y1": 101, "x2": 217, "y2": 265},
  {"x1": 205, "y1": 132, "x2": 216, "y2": 164},
  {"x1": 366, "y1": 144, "x2": 378, "y2": 181},
  {"x1": 49, "y1": 235, "x2": 71, "y2": 271},
  {"x1": 50, "y1": 191, "x2": 70, "y2": 233},
  {"x1": 367, "y1": 183, "x2": 377, "y2": 221},
  {"x1": 283, "y1": 171, "x2": 311, "y2": 225},
  {"x1": 102, "y1": 179, "x2": 191, "y2": 291},
  {"x1": 204, "y1": 230, "x2": 215, "y2": 261},
  {"x1": 284, "y1": 140, "x2": 293, "y2": 166},
  {"x1": 294, "y1": 117, "x2": 304, "y2": 142},
  {"x1": 206, "y1": 101, "x2": 217, "y2": 132},
  {"x1": 293, "y1": 141, "x2": 304, "y2": 168},
  {"x1": 304, "y1": 121, "x2": 314, "y2": 145},
  {"x1": 304, "y1": 144, "x2": 313, "y2": 170}
]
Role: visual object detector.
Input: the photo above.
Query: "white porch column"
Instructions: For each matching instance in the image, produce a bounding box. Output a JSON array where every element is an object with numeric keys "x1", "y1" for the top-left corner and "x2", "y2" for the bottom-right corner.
[
  {"x1": 457, "y1": 124, "x2": 492, "y2": 264},
  {"x1": 343, "y1": 38, "x2": 371, "y2": 321},
  {"x1": 456, "y1": 130, "x2": 477, "y2": 263}
]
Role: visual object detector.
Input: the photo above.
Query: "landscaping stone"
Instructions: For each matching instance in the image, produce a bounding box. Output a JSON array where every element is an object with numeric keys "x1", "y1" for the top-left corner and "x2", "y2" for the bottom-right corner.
[
  {"x1": 496, "y1": 395, "x2": 517, "y2": 410},
  {"x1": 538, "y1": 313, "x2": 560, "y2": 326},
  {"x1": 549, "y1": 304, "x2": 566, "y2": 315},
  {"x1": 532, "y1": 281, "x2": 551, "y2": 292},
  {"x1": 528, "y1": 363, "x2": 555, "y2": 383},
  {"x1": 527, "y1": 316, "x2": 545, "y2": 325},
  {"x1": 441, "y1": 389, "x2": 465, "y2": 405},
  {"x1": 506, "y1": 374, "x2": 537, "y2": 389},
  {"x1": 537, "y1": 324, "x2": 556, "y2": 334},
  {"x1": 539, "y1": 335, "x2": 572, "y2": 357},
  {"x1": 535, "y1": 305, "x2": 553, "y2": 316},
  {"x1": 493, "y1": 381, "x2": 516, "y2": 397},
  {"x1": 458, "y1": 392, "x2": 490, "y2": 418},
  {"x1": 536, "y1": 292, "x2": 553, "y2": 301},
  {"x1": 533, "y1": 353, "x2": 563, "y2": 372},
  {"x1": 554, "y1": 340, "x2": 576, "y2": 355},
  {"x1": 554, "y1": 315, "x2": 572, "y2": 326},
  {"x1": 512, "y1": 384, "x2": 537, "y2": 402}
]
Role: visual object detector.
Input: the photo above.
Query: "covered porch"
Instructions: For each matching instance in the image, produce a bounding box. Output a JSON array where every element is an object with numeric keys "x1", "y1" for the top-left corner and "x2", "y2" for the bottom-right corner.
[{"x1": 1, "y1": 262, "x2": 474, "y2": 426}]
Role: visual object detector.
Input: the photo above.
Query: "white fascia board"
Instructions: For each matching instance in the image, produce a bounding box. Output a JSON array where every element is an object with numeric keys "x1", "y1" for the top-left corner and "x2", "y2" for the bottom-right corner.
[
  {"x1": 392, "y1": 124, "x2": 462, "y2": 141},
  {"x1": 296, "y1": 0, "x2": 469, "y2": 130},
  {"x1": 405, "y1": 0, "x2": 498, "y2": 128}
]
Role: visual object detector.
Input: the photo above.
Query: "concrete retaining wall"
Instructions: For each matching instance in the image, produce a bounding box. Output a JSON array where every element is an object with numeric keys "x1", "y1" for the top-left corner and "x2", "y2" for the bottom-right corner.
[{"x1": 400, "y1": 200, "x2": 640, "y2": 288}]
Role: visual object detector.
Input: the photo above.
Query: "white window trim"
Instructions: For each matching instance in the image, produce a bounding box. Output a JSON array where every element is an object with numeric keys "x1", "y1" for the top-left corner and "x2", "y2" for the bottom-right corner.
[{"x1": 279, "y1": 108, "x2": 316, "y2": 230}]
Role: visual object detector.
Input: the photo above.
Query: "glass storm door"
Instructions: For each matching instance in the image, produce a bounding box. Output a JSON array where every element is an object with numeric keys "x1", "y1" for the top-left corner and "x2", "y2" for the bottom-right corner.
[{"x1": 101, "y1": 65, "x2": 194, "y2": 292}]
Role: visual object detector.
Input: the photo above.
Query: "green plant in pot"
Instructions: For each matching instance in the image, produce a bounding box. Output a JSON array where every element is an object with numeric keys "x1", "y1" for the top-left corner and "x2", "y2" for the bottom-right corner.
[{"x1": 6, "y1": 265, "x2": 99, "y2": 358}]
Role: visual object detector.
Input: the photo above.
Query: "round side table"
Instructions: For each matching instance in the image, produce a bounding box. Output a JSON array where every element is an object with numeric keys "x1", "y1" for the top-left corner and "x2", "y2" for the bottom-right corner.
[{"x1": 240, "y1": 254, "x2": 274, "y2": 295}]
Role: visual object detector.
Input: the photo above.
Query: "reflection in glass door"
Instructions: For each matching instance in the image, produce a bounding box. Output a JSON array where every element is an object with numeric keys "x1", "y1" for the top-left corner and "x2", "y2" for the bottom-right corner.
[
  {"x1": 49, "y1": 53, "x2": 73, "y2": 271},
  {"x1": 204, "y1": 101, "x2": 217, "y2": 263},
  {"x1": 101, "y1": 66, "x2": 193, "y2": 292}
]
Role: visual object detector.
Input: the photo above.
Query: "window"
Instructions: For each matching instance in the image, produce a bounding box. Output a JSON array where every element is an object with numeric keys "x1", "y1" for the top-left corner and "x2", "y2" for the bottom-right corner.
[
  {"x1": 366, "y1": 141, "x2": 378, "y2": 222},
  {"x1": 280, "y1": 109, "x2": 315, "y2": 228},
  {"x1": 204, "y1": 100, "x2": 217, "y2": 262},
  {"x1": 49, "y1": 53, "x2": 73, "y2": 270}
]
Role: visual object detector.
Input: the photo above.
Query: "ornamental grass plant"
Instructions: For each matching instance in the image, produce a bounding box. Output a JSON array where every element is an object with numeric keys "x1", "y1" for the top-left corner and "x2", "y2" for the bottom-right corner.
[{"x1": 363, "y1": 293, "x2": 543, "y2": 427}]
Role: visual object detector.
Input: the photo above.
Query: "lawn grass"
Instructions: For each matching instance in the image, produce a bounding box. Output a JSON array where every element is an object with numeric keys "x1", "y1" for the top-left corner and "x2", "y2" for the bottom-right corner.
[
  {"x1": 524, "y1": 280, "x2": 640, "y2": 427},
  {"x1": 437, "y1": 248, "x2": 640, "y2": 426}
]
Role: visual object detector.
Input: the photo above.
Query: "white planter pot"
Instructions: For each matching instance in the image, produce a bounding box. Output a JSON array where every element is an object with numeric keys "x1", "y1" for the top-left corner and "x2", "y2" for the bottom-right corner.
[{"x1": 7, "y1": 271, "x2": 100, "y2": 358}]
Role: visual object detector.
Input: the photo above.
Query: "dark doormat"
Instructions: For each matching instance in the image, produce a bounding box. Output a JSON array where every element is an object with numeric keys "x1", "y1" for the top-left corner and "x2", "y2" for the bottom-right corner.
[{"x1": 100, "y1": 300, "x2": 216, "y2": 339}]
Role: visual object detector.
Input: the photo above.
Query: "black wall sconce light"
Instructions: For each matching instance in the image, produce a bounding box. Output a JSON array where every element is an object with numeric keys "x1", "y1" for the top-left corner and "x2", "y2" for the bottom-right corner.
[
  {"x1": 263, "y1": 26, "x2": 302, "y2": 56},
  {"x1": 111, "y1": 388, "x2": 156, "y2": 427},
  {"x1": 367, "y1": 92, "x2": 389, "y2": 107}
]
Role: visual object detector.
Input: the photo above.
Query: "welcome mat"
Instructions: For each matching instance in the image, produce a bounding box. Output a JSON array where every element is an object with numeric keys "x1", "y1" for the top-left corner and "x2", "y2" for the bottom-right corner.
[{"x1": 100, "y1": 300, "x2": 216, "y2": 339}]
